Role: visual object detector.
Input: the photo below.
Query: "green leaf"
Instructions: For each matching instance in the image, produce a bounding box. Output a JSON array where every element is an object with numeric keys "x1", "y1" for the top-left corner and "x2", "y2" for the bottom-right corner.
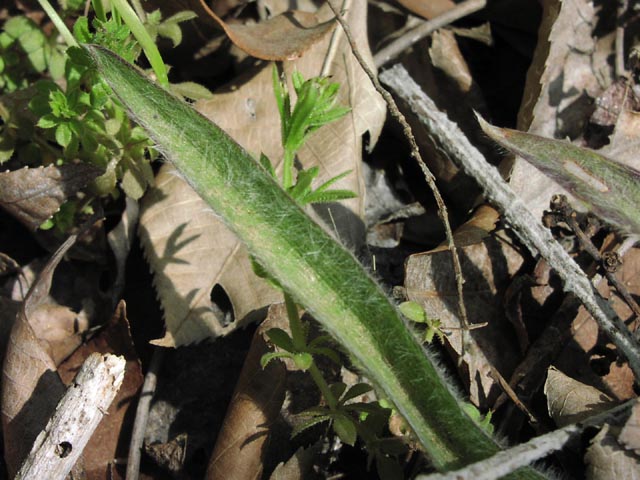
[
  {"x1": 301, "y1": 189, "x2": 357, "y2": 205},
  {"x1": 260, "y1": 351, "x2": 290, "y2": 369},
  {"x1": 332, "y1": 413, "x2": 358, "y2": 446},
  {"x1": 329, "y1": 382, "x2": 347, "y2": 400},
  {"x1": 86, "y1": 45, "x2": 544, "y2": 477},
  {"x1": 55, "y1": 122, "x2": 73, "y2": 147},
  {"x1": 342, "y1": 383, "x2": 373, "y2": 403},
  {"x1": 291, "y1": 413, "x2": 331, "y2": 438},
  {"x1": 477, "y1": 114, "x2": 640, "y2": 235},
  {"x1": 398, "y1": 301, "x2": 427, "y2": 323},
  {"x1": 265, "y1": 328, "x2": 295, "y2": 352}
]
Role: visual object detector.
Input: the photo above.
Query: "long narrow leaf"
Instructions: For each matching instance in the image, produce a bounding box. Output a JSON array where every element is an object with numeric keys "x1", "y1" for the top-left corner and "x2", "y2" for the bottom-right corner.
[
  {"x1": 477, "y1": 116, "x2": 640, "y2": 235},
  {"x1": 85, "y1": 44, "x2": 542, "y2": 477}
]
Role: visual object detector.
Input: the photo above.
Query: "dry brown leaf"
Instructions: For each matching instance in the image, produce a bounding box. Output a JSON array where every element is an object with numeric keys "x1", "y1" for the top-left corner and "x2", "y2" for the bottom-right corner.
[
  {"x1": 0, "y1": 164, "x2": 101, "y2": 231},
  {"x1": 619, "y1": 399, "x2": 640, "y2": 456},
  {"x1": 510, "y1": 0, "x2": 615, "y2": 220},
  {"x1": 199, "y1": 0, "x2": 335, "y2": 60},
  {"x1": 140, "y1": 0, "x2": 385, "y2": 346},
  {"x1": 1, "y1": 235, "x2": 76, "y2": 477},
  {"x1": 395, "y1": 0, "x2": 455, "y2": 19},
  {"x1": 56, "y1": 301, "x2": 143, "y2": 480},
  {"x1": 585, "y1": 424, "x2": 640, "y2": 480},
  {"x1": 555, "y1": 247, "x2": 640, "y2": 401},
  {"x1": 404, "y1": 234, "x2": 523, "y2": 406},
  {"x1": 206, "y1": 304, "x2": 287, "y2": 480},
  {"x1": 544, "y1": 366, "x2": 614, "y2": 428}
]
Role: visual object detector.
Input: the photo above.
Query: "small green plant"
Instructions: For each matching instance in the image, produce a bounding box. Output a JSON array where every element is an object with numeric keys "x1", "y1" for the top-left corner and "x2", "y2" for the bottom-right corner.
[
  {"x1": 255, "y1": 69, "x2": 406, "y2": 475},
  {"x1": 1, "y1": 1, "x2": 195, "y2": 231},
  {"x1": 399, "y1": 301, "x2": 446, "y2": 344}
]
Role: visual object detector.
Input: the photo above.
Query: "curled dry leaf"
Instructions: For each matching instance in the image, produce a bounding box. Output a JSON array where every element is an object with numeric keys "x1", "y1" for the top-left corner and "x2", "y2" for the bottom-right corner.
[
  {"x1": 206, "y1": 304, "x2": 287, "y2": 480},
  {"x1": 544, "y1": 367, "x2": 615, "y2": 428},
  {"x1": 1, "y1": 234, "x2": 77, "y2": 477},
  {"x1": 198, "y1": 0, "x2": 335, "y2": 60},
  {"x1": 0, "y1": 163, "x2": 101, "y2": 230},
  {"x1": 140, "y1": 0, "x2": 385, "y2": 346}
]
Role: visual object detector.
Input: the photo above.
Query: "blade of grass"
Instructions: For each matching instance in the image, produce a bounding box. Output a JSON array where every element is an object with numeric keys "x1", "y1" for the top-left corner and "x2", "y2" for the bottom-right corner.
[
  {"x1": 110, "y1": 0, "x2": 168, "y2": 87},
  {"x1": 84, "y1": 44, "x2": 544, "y2": 477}
]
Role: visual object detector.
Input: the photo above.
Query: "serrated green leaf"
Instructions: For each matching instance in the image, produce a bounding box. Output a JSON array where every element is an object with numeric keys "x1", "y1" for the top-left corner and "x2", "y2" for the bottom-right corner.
[
  {"x1": 301, "y1": 189, "x2": 358, "y2": 205},
  {"x1": 477, "y1": 115, "x2": 640, "y2": 235},
  {"x1": 308, "y1": 346, "x2": 341, "y2": 365},
  {"x1": 260, "y1": 351, "x2": 290, "y2": 369},
  {"x1": 170, "y1": 81, "x2": 214, "y2": 101},
  {"x1": 36, "y1": 114, "x2": 59, "y2": 129},
  {"x1": 329, "y1": 382, "x2": 347, "y2": 400},
  {"x1": 290, "y1": 413, "x2": 331, "y2": 439}
]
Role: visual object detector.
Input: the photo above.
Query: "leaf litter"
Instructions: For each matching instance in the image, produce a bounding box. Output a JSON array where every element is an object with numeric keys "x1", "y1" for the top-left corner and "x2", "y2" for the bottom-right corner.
[{"x1": 4, "y1": 0, "x2": 640, "y2": 478}]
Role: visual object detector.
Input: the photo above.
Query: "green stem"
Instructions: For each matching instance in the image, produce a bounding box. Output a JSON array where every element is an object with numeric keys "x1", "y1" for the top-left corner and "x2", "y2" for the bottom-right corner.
[
  {"x1": 309, "y1": 362, "x2": 338, "y2": 410},
  {"x1": 91, "y1": 0, "x2": 107, "y2": 22},
  {"x1": 109, "y1": 0, "x2": 168, "y2": 87},
  {"x1": 37, "y1": 0, "x2": 78, "y2": 47},
  {"x1": 86, "y1": 45, "x2": 544, "y2": 478},
  {"x1": 284, "y1": 292, "x2": 305, "y2": 350},
  {"x1": 282, "y1": 147, "x2": 295, "y2": 190}
]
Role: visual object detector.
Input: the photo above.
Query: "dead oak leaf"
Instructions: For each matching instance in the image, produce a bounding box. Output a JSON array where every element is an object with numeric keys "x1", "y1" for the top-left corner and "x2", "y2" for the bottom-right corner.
[{"x1": 198, "y1": 0, "x2": 335, "y2": 60}]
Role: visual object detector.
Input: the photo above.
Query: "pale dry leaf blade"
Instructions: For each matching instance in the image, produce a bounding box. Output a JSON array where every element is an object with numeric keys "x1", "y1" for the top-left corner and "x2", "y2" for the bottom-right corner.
[
  {"x1": 585, "y1": 424, "x2": 640, "y2": 480},
  {"x1": 139, "y1": 166, "x2": 282, "y2": 347},
  {"x1": 512, "y1": 0, "x2": 614, "y2": 220}
]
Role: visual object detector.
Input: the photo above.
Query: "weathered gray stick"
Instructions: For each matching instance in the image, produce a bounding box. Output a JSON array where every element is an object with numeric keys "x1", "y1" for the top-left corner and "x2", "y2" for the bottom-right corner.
[{"x1": 15, "y1": 353, "x2": 126, "y2": 480}]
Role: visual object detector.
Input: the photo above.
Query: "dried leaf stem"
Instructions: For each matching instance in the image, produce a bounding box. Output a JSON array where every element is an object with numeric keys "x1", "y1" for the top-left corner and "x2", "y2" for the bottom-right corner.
[
  {"x1": 379, "y1": 64, "x2": 640, "y2": 381},
  {"x1": 327, "y1": 0, "x2": 470, "y2": 333},
  {"x1": 417, "y1": 398, "x2": 637, "y2": 480},
  {"x1": 15, "y1": 353, "x2": 126, "y2": 480},
  {"x1": 372, "y1": 0, "x2": 487, "y2": 68}
]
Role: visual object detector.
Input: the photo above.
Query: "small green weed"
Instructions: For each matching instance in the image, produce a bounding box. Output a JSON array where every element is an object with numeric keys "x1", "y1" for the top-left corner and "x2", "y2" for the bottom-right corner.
[
  {"x1": 258, "y1": 67, "x2": 406, "y2": 478},
  {"x1": 1, "y1": 1, "x2": 195, "y2": 231}
]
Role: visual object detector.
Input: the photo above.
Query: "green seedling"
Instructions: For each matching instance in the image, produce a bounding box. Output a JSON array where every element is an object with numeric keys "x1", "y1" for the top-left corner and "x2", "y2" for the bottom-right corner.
[
  {"x1": 399, "y1": 301, "x2": 446, "y2": 344},
  {"x1": 477, "y1": 115, "x2": 640, "y2": 236},
  {"x1": 3, "y1": 2, "x2": 194, "y2": 230},
  {"x1": 86, "y1": 44, "x2": 545, "y2": 478}
]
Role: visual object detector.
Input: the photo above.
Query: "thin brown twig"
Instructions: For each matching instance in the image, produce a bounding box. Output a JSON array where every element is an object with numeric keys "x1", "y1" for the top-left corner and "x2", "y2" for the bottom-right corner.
[
  {"x1": 616, "y1": 0, "x2": 628, "y2": 78},
  {"x1": 373, "y1": 0, "x2": 487, "y2": 68},
  {"x1": 326, "y1": 0, "x2": 470, "y2": 334}
]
